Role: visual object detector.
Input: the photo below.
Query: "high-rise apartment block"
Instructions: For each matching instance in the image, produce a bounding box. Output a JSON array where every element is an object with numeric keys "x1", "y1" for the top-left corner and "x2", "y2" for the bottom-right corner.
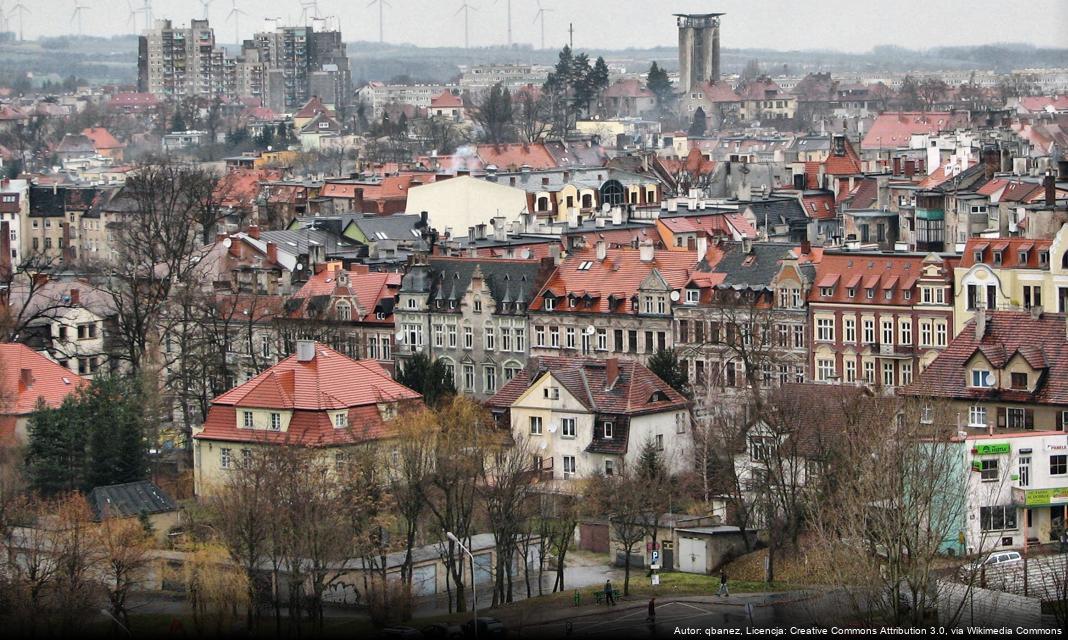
[{"x1": 138, "y1": 19, "x2": 350, "y2": 114}]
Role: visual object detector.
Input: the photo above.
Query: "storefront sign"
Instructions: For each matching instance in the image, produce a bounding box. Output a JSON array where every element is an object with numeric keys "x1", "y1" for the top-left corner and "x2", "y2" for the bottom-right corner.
[
  {"x1": 973, "y1": 443, "x2": 1010, "y2": 455},
  {"x1": 1019, "y1": 487, "x2": 1068, "y2": 506}
]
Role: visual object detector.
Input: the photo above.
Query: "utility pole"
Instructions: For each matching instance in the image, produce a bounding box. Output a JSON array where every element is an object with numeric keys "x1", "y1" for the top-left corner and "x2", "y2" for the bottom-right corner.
[{"x1": 568, "y1": 22, "x2": 573, "y2": 49}]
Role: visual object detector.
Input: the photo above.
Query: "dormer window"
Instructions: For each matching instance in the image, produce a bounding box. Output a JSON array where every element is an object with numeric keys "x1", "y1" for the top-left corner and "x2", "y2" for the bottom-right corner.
[
  {"x1": 545, "y1": 296, "x2": 555, "y2": 311},
  {"x1": 866, "y1": 288, "x2": 875, "y2": 299},
  {"x1": 1039, "y1": 251, "x2": 1050, "y2": 267},
  {"x1": 686, "y1": 289, "x2": 700, "y2": 305},
  {"x1": 820, "y1": 286, "x2": 834, "y2": 297},
  {"x1": 578, "y1": 261, "x2": 593, "y2": 270},
  {"x1": 649, "y1": 390, "x2": 668, "y2": 402},
  {"x1": 884, "y1": 289, "x2": 892, "y2": 300},
  {"x1": 407, "y1": 297, "x2": 417, "y2": 309},
  {"x1": 973, "y1": 250, "x2": 983, "y2": 263},
  {"x1": 971, "y1": 369, "x2": 994, "y2": 388},
  {"x1": 1011, "y1": 372, "x2": 1027, "y2": 390},
  {"x1": 242, "y1": 410, "x2": 253, "y2": 428},
  {"x1": 1018, "y1": 250, "x2": 1028, "y2": 264},
  {"x1": 847, "y1": 288, "x2": 855, "y2": 298},
  {"x1": 603, "y1": 421, "x2": 614, "y2": 439},
  {"x1": 993, "y1": 251, "x2": 1003, "y2": 266},
  {"x1": 334, "y1": 412, "x2": 348, "y2": 428}
]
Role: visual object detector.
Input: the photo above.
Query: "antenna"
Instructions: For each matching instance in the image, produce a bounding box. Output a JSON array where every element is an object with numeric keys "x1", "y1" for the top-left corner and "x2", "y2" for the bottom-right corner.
[
  {"x1": 366, "y1": 0, "x2": 390, "y2": 44},
  {"x1": 532, "y1": 1, "x2": 552, "y2": 50},
  {"x1": 455, "y1": 1, "x2": 477, "y2": 50}
]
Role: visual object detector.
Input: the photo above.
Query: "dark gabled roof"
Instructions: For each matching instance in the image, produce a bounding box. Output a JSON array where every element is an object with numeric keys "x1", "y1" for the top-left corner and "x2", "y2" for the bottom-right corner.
[
  {"x1": 260, "y1": 229, "x2": 361, "y2": 257},
  {"x1": 901, "y1": 311, "x2": 1068, "y2": 405},
  {"x1": 744, "y1": 198, "x2": 808, "y2": 225},
  {"x1": 404, "y1": 257, "x2": 548, "y2": 309},
  {"x1": 87, "y1": 480, "x2": 177, "y2": 520},
  {"x1": 713, "y1": 241, "x2": 796, "y2": 288},
  {"x1": 349, "y1": 213, "x2": 426, "y2": 244},
  {"x1": 29, "y1": 185, "x2": 112, "y2": 218}
]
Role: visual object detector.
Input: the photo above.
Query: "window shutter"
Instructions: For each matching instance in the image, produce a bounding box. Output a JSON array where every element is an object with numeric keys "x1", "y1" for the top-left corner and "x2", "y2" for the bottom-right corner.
[
  {"x1": 1025, "y1": 410, "x2": 1034, "y2": 430},
  {"x1": 997, "y1": 407, "x2": 1006, "y2": 428}
]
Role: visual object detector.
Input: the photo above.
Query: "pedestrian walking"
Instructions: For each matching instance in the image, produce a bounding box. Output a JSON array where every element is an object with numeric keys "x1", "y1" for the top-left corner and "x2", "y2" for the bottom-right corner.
[
  {"x1": 646, "y1": 597, "x2": 657, "y2": 623},
  {"x1": 604, "y1": 579, "x2": 616, "y2": 606},
  {"x1": 718, "y1": 569, "x2": 729, "y2": 597}
]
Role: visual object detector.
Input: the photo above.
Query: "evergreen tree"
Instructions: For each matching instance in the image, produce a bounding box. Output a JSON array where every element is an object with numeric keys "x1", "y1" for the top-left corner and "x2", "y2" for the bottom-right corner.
[
  {"x1": 396, "y1": 352, "x2": 456, "y2": 406},
  {"x1": 474, "y1": 82, "x2": 514, "y2": 145},
  {"x1": 26, "y1": 397, "x2": 84, "y2": 495},
  {"x1": 646, "y1": 62, "x2": 674, "y2": 113},
  {"x1": 171, "y1": 107, "x2": 187, "y2": 133},
  {"x1": 689, "y1": 107, "x2": 708, "y2": 136},
  {"x1": 647, "y1": 348, "x2": 690, "y2": 398}
]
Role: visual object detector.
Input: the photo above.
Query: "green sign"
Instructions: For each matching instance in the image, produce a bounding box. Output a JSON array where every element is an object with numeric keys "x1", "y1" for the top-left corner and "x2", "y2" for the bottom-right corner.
[
  {"x1": 1021, "y1": 488, "x2": 1068, "y2": 506},
  {"x1": 974, "y1": 443, "x2": 1011, "y2": 455}
]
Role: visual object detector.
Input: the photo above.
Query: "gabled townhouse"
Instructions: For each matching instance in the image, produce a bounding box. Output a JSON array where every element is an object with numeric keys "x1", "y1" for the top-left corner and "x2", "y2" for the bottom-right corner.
[
  {"x1": 901, "y1": 311, "x2": 1068, "y2": 552},
  {"x1": 527, "y1": 241, "x2": 708, "y2": 366},
  {"x1": 674, "y1": 241, "x2": 816, "y2": 407},
  {"x1": 395, "y1": 256, "x2": 553, "y2": 399},
  {"x1": 192, "y1": 340, "x2": 422, "y2": 497},
  {"x1": 808, "y1": 251, "x2": 956, "y2": 389},
  {"x1": 486, "y1": 356, "x2": 690, "y2": 486},
  {"x1": 0, "y1": 178, "x2": 29, "y2": 266},
  {"x1": 0, "y1": 343, "x2": 86, "y2": 446},
  {"x1": 281, "y1": 262, "x2": 400, "y2": 374}
]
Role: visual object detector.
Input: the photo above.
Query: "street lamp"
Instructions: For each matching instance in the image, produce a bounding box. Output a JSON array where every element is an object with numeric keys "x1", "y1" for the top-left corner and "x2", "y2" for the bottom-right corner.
[{"x1": 445, "y1": 531, "x2": 478, "y2": 638}]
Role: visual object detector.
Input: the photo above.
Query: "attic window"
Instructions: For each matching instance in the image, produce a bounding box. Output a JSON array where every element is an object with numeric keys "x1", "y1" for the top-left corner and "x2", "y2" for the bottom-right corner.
[
  {"x1": 649, "y1": 390, "x2": 668, "y2": 403},
  {"x1": 544, "y1": 296, "x2": 555, "y2": 311},
  {"x1": 992, "y1": 251, "x2": 1002, "y2": 266},
  {"x1": 1040, "y1": 251, "x2": 1050, "y2": 267},
  {"x1": 973, "y1": 250, "x2": 983, "y2": 263},
  {"x1": 1018, "y1": 250, "x2": 1028, "y2": 264},
  {"x1": 578, "y1": 261, "x2": 593, "y2": 270}
]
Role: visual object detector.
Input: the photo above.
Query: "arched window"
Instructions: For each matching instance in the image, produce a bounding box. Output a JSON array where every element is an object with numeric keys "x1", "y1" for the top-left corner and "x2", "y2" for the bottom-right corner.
[
  {"x1": 336, "y1": 302, "x2": 351, "y2": 321},
  {"x1": 581, "y1": 193, "x2": 593, "y2": 209},
  {"x1": 537, "y1": 196, "x2": 550, "y2": 211},
  {"x1": 1061, "y1": 251, "x2": 1068, "y2": 269},
  {"x1": 600, "y1": 180, "x2": 625, "y2": 206}
]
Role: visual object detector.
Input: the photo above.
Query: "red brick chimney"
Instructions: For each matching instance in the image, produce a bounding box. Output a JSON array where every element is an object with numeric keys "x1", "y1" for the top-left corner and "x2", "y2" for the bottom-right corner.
[
  {"x1": 800, "y1": 239, "x2": 811, "y2": 255},
  {"x1": 605, "y1": 358, "x2": 620, "y2": 388},
  {"x1": 248, "y1": 224, "x2": 260, "y2": 239},
  {"x1": 266, "y1": 241, "x2": 278, "y2": 264},
  {"x1": 70, "y1": 288, "x2": 80, "y2": 305},
  {"x1": 1045, "y1": 170, "x2": 1056, "y2": 207}
]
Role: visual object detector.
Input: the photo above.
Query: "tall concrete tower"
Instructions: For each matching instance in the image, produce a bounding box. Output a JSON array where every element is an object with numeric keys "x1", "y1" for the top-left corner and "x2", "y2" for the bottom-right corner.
[{"x1": 676, "y1": 13, "x2": 724, "y2": 93}]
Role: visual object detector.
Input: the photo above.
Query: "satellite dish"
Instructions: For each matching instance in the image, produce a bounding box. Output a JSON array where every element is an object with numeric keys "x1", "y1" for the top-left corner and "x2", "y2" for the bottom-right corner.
[
  {"x1": 585, "y1": 325, "x2": 596, "y2": 335},
  {"x1": 395, "y1": 331, "x2": 405, "y2": 342},
  {"x1": 222, "y1": 237, "x2": 232, "y2": 248},
  {"x1": 296, "y1": 263, "x2": 304, "y2": 271},
  {"x1": 548, "y1": 423, "x2": 558, "y2": 433},
  {"x1": 670, "y1": 290, "x2": 681, "y2": 302},
  {"x1": 984, "y1": 372, "x2": 995, "y2": 386}
]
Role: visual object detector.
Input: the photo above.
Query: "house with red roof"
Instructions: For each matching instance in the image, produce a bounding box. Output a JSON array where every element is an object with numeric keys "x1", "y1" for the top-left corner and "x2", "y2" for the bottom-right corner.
[
  {"x1": 105, "y1": 92, "x2": 159, "y2": 114},
  {"x1": 861, "y1": 111, "x2": 969, "y2": 151},
  {"x1": 0, "y1": 343, "x2": 86, "y2": 445},
  {"x1": 429, "y1": 91, "x2": 465, "y2": 121},
  {"x1": 737, "y1": 78, "x2": 796, "y2": 122},
  {"x1": 486, "y1": 355, "x2": 690, "y2": 483},
  {"x1": 603, "y1": 79, "x2": 656, "y2": 118},
  {"x1": 282, "y1": 262, "x2": 401, "y2": 374},
  {"x1": 900, "y1": 310, "x2": 1068, "y2": 551},
  {"x1": 808, "y1": 251, "x2": 956, "y2": 390},
  {"x1": 81, "y1": 128, "x2": 126, "y2": 162},
  {"x1": 192, "y1": 340, "x2": 422, "y2": 496}
]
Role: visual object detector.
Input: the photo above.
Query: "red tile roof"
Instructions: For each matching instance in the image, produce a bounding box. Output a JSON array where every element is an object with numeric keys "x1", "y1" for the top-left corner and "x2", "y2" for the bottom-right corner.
[
  {"x1": 861, "y1": 112, "x2": 968, "y2": 150},
  {"x1": 902, "y1": 311, "x2": 1068, "y2": 406},
  {"x1": 807, "y1": 253, "x2": 952, "y2": 305},
  {"x1": 604, "y1": 78, "x2": 653, "y2": 99},
  {"x1": 476, "y1": 143, "x2": 557, "y2": 171},
  {"x1": 823, "y1": 139, "x2": 863, "y2": 176},
  {"x1": 0, "y1": 343, "x2": 85, "y2": 416},
  {"x1": 800, "y1": 192, "x2": 836, "y2": 220},
  {"x1": 81, "y1": 127, "x2": 124, "y2": 150},
  {"x1": 196, "y1": 343, "x2": 422, "y2": 447},
  {"x1": 998, "y1": 181, "x2": 1044, "y2": 203},
  {"x1": 431, "y1": 91, "x2": 464, "y2": 108},
  {"x1": 700, "y1": 82, "x2": 741, "y2": 103},
  {"x1": 958, "y1": 237, "x2": 1052, "y2": 270},
  {"x1": 1018, "y1": 96, "x2": 1068, "y2": 113},
  {"x1": 530, "y1": 246, "x2": 704, "y2": 314},
  {"x1": 290, "y1": 265, "x2": 400, "y2": 323},
  {"x1": 295, "y1": 96, "x2": 333, "y2": 119},
  {"x1": 976, "y1": 178, "x2": 1010, "y2": 198}
]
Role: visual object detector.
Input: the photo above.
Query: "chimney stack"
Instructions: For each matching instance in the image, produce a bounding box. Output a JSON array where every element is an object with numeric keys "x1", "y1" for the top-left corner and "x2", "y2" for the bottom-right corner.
[
  {"x1": 70, "y1": 288, "x2": 80, "y2": 305},
  {"x1": 266, "y1": 241, "x2": 278, "y2": 264},
  {"x1": 596, "y1": 239, "x2": 607, "y2": 261},
  {"x1": 800, "y1": 239, "x2": 811, "y2": 256},
  {"x1": 742, "y1": 237, "x2": 753, "y2": 254},
  {"x1": 296, "y1": 340, "x2": 316, "y2": 362},
  {"x1": 1044, "y1": 169, "x2": 1056, "y2": 207},
  {"x1": 975, "y1": 308, "x2": 987, "y2": 341},
  {"x1": 605, "y1": 358, "x2": 620, "y2": 389},
  {"x1": 639, "y1": 239, "x2": 655, "y2": 263},
  {"x1": 612, "y1": 206, "x2": 623, "y2": 226},
  {"x1": 248, "y1": 224, "x2": 260, "y2": 239},
  {"x1": 696, "y1": 234, "x2": 708, "y2": 259}
]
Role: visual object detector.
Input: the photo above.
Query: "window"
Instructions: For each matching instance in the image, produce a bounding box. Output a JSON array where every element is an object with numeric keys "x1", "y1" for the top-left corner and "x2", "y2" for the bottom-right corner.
[
  {"x1": 816, "y1": 318, "x2": 834, "y2": 342},
  {"x1": 463, "y1": 326, "x2": 473, "y2": 349},
  {"x1": 242, "y1": 411, "x2": 253, "y2": 428},
  {"x1": 504, "y1": 365, "x2": 521, "y2": 381},
  {"x1": 485, "y1": 326, "x2": 495, "y2": 351},
  {"x1": 474, "y1": 298, "x2": 482, "y2": 312},
  {"x1": 920, "y1": 321, "x2": 933, "y2": 346},
  {"x1": 866, "y1": 288, "x2": 874, "y2": 299},
  {"x1": 969, "y1": 405, "x2": 987, "y2": 428},
  {"x1": 434, "y1": 324, "x2": 445, "y2": 347},
  {"x1": 844, "y1": 318, "x2": 856, "y2": 344},
  {"x1": 655, "y1": 434, "x2": 664, "y2": 451},
  {"x1": 270, "y1": 413, "x2": 281, "y2": 430},
  {"x1": 979, "y1": 459, "x2": 999, "y2": 482},
  {"x1": 864, "y1": 361, "x2": 875, "y2": 384},
  {"x1": 603, "y1": 421, "x2": 614, "y2": 439},
  {"x1": 1019, "y1": 456, "x2": 1031, "y2": 487},
  {"x1": 920, "y1": 403, "x2": 933, "y2": 424},
  {"x1": 500, "y1": 327, "x2": 512, "y2": 351},
  {"x1": 881, "y1": 320, "x2": 894, "y2": 346},
  {"x1": 334, "y1": 412, "x2": 348, "y2": 428},
  {"x1": 1051, "y1": 455, "x2": 1068, "y2": 476},
  {"x1": 900, "y1": 362, "x2": 912, "y2": 386},
  {"x1": 971, "y1": 369, "x2": 993, "y2": 388},
  {"x1": 980, "y1": 505, "x2": 1017, "y2": 531},
  {"x1": 793, "y1": 325, "x2": 805, "y2": 348},
  {"x1": 676, "y1": 412, "x2": 686, "y2": 434},
  {"x1": 544, "y1": 387, "x2": 559, "y2": 400},
  {"x1": 561, "y1": 417, "x2": 576, "y2": 438},
  {"x1": 844, "y1": 360, "x2": 857, "y2": 383},
  {"x1": 549, "y1": 326, "x2": 560, "y2": 348},
  {"x1": 820, "y1": 286, "x2": 834, "y2": 297},
  {"x1": 935, "y1": 321, "x2": 947, "y2": 347},
  {"x1": 863, "y1": 319, "x2": 875, "y2": 344},
  {"x1": 336, "y1": 302, "x2": 351, "y2": 321},
  {"x1": 604, "y1": 460, "x2": 615, "y2": 476},
  {"x1": 463, "y1": 364, "x2": 474, "y2": 390},
  {"x1": 529, "y1": 416, "x2": 543, "y2": 435},
  {"x1": 1023, "y1": 285, "x2": 1042, "y2": 309},
  {"x1": 1010, "y1": 372, "x2": 1028, "y2": 390},
  {"x1": 544, "y1": 297, "x2": 555, "y2": 311},
  {"x1": 448, "y1": 324, "x2": 457, "y2": 348},
  {"x1": 749, "y1": 435, "x2": 775, "y2": 460},
  {"x1": 900, "y1": 320, "x2": 912, "y2": 345},
  {"x1": 817, "y1": 358, "x2": 835, "y2": 382},
  {"x1": 596, "y1": 328, "x2": 607, "y2": 351},
  {"x1": 515, "y1": 327, "x2": 525, "y2": 351},
  {"x1": 220, "y1": 448, "x2": 232, "y2": 469},
  {"x1": 406, "y1": 297, "x2": 417, "y2": 309},
  {"x1": 484, "y1": 366, "x2": 496, "y2": 393},
  {"x1": 261, "y1": 335, "x2": 271, "y2": 357},
  {"x1": 882, "y1": 362, "x2": 894, "y2": 387},
  {"x1": 1005, "y1": 407, "x2": 1029, "y2": 429},
  {"x1": 686, "y1": 289, "x2": 700, "y2": 304},
  {"x1": 535, "y1": 326, "x2": 546, "y2": 347},
  {"x1": 562, "y1": 455, "x2": 576, "y2": 479},
  {"x1": 565, "y1": 326, "x2": 576, "y2": 349},
  {"x1": 241, "y1": 449, "x2": 252, "y2": 468}
]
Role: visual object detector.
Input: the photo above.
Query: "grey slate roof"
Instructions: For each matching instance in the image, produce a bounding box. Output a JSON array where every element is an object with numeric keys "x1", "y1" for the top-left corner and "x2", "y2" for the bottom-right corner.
[
  {"x1": 714, "y1": 241, "x2": 796, "y2": 288},
  {"x1": 401, "y1": 257, "x2": 549, "y2": 312},
  {"x1": 87, "y1": 480, "x2": 178, "y2": 520},
  {"x1": 260, "y1": 229, "x2": 361, "y2": 257},
  {"x1": 744, "y1": 198, "x2": 808, "y2": 226}
]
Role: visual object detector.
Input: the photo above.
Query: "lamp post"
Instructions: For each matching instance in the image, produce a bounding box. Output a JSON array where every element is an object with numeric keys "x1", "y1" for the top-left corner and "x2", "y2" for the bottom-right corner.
[{"x1": 446, "y1": 531, "x2": 477, "y2": 638}]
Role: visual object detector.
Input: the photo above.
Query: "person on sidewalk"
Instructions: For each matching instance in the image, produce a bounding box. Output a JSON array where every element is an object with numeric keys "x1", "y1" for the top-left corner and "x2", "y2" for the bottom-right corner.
[
  {"x1": 604, "y1": 579, "x2": 616, "y2": 606},
  {"x1": 646, "y1": 597, "x2": 656, "y2": 623},
  {"x1": 718, "y1": 569, "x2": 729, "y2": 597}
]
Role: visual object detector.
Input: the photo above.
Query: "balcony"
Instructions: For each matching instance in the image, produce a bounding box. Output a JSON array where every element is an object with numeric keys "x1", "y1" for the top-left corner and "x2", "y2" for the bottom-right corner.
[{"x1": 874, "y1": 343, "x2": 914, "y2": 358}]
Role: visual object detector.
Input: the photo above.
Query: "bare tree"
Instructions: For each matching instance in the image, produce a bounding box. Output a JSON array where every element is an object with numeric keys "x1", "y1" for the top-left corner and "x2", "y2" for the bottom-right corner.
[
  {"x1": 480, "y1": 435, "x2": 535, "y2": 606},
  {"x1": 95, "y1": 514, "x2": 153, "y2": 633}
]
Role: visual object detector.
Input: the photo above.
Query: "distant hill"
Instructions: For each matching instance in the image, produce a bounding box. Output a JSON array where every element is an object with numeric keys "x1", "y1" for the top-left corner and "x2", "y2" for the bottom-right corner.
[{"x1": 2, "y1": 34, "x2": 1065, "y2": 89}]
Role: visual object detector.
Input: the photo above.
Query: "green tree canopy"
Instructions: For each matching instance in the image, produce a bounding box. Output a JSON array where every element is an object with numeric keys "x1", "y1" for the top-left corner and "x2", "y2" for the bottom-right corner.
[
  {"x1": 647, "y1": 348, "x2": 690, "y2": 399},
  {"x1": 396, "y1": 352, "x2": 456, "y2": 407}
]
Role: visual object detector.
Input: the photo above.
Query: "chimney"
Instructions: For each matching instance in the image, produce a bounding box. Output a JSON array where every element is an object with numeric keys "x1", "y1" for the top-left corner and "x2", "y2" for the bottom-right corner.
[
  {"x1": 266, "y1": 241, "x2": 278, "y2": 264},
  {"x1": 892, "y1": 156, "x2": 901, "y2": 177},
  {"x1": 548, "y1": 243, "x2": 562, "y2": 264},
  {"x1": 696, "y1": 235, "x2": 708, "y2": 259},
  {"x1": 742, "y1": 237, "x2": 753, "y2": 254},
  {"x1": 69, "y1": 288, "x2": 80, "y2": 305},
  {"x1": 800, "y1": 239, "x2": 811, "y2": 255},
  {"x1": 605, "y1": 358, "x2": 620, "y2": 389},
  {"x1": 975, "y1": 309, "x2": 987, "y2": 341},
  {"x1": 296, "y1": 340, "x2": 316, "y2": 362},
  {"x1": 1044, "y1": 170, "x2": 1056, "y2": 207},
  {"x1": 19, "y1": 368, "x2": 33, "y2": 389},
  {"x1": 639, "y1": 239, "x2": 655, "y2": 263},
  {"x1": 595, "y1": 217, "x2": 606, "y2": 228},
  {"x1": 227, "y1": 237, "x2": 241, "y2": 258},
  {"x1": 215, "y1": 232, "x2": 228, "y2": 244},
  {"x1": 248, "y1": 225, "x2": 260, "y2": 239},
  {"x1": 596, "y1": 239, "x2": 607, "y2": 261},
  {"x1": 612, "y1": 207, "x2": 623, "y2": 226}
]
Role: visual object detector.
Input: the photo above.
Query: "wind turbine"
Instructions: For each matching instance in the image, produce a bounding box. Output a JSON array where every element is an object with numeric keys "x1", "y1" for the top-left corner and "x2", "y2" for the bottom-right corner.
[
  {"x1": 126, "y1": 1, "x2": 143, "y2": 33},
  {"x1": 366, "y1": 0, "x2": 389, "y2": 44},
  {"x1": 495, "y1": 0, "x2": 511, "y2": 47},
  {"x1": 199, "y1": 0, "x2": 214, "y2": 21},
  {"x1": 227, "y1": 0, "x2": 246, "y2": 44},
  {"x1": 0, "y1": 2, "x2": 8, "y2": 35},
  {"x1": 9, "y1": 1, "x2": 28, "y2": 42},
  {"x1": 300, "y1": 1, "x2": 321, "y2": 26},
  {"x1": 455, "y1": 1, "x2": 477, "y2": 50},
  {"x1": 533, "y1": 1, "x2": 552, "y2": 50},
  {"x1": 138, "y1": 0, "x2": 152, "y2": 31},
  {"x1": 71, "y1": 1, "x2": 90, "y2": 37}
]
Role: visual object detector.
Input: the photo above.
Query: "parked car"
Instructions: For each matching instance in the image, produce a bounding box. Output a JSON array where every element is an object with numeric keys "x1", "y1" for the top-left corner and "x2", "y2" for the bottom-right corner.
[
  {"x1": 422, "y1": 622, "x2": 464, "y2": 639},
  {"x1": 463, "y1": 617, "x2": 507, "y2": 639},
  {"x1": 959, "y1": 550, "x2": 1022, "y2": 578},
  {"x1": 382, "y1": 627, "x2": 424, "y2": 640}
]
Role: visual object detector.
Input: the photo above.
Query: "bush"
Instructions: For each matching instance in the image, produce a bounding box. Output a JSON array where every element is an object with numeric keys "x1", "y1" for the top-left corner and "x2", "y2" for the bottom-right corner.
[{"x1": 367, "y1": 579, "x2": 413, "y2": 625}]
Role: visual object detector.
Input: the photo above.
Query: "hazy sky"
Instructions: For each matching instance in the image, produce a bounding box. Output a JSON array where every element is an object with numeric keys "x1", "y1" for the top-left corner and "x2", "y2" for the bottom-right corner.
[{"x1": 17, "y1": 0, "x2": 1068, "y2": 52}]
